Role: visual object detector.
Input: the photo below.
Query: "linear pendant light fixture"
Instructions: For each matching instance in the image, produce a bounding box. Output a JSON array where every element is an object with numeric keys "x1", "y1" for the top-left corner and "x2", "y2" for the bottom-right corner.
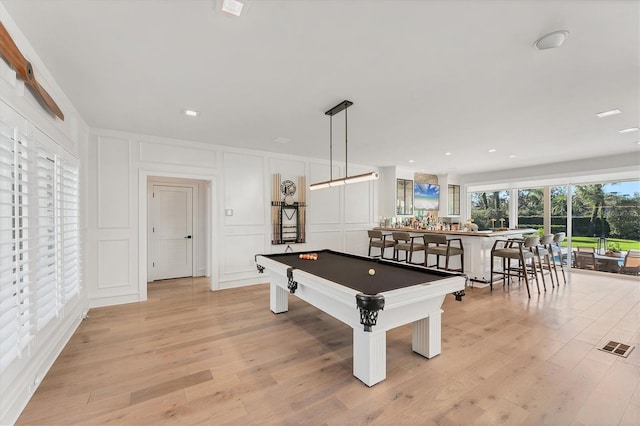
[{"x1": 309, "y1": 100, "x2": 379, "y2": 191}]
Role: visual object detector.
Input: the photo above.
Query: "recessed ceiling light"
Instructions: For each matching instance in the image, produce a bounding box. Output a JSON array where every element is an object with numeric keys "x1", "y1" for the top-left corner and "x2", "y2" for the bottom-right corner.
[
  {"x1": 221, "y1": 0, "x2": 244, "y2": 16},
  {"x1": 444, "y1": 152, "x2": 452, "y2": 156},
  {"x1": 534, "y1": 30, "x2": 569, "y2": 50},
  {"x1": 509, "y1": 155, "x2": 517, "y2": 158},
  {"x1": 488, "y1": 149, "x2": 497, "y2": 153},
  {"x1": 183, "y1": 109, "x2": 199, "y2": 117},
  {"x1": 409, "y1": 160, "x2": 415, "y2": 163},
  {"x1": 596, "y1": 109, "x2": 621, "y2": 118},
  {"x1": 619, "y1": 127, "x2": 639, "y2": 134}
]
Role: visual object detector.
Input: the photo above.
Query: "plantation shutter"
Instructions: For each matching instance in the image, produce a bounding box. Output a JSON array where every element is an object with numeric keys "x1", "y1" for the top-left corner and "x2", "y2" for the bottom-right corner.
[
  {"x1": 0, "y1": 102, "x2": 81, "y2": 374},
  {"x1": 60, "y1": 161, "x2": 80, "y2": 301},
  {"x1": 34, "y1": 148, "x2": 58, "y2": 331},
  {"x1": 0, "y1": 118, "x2": 32, "y2": 372}
]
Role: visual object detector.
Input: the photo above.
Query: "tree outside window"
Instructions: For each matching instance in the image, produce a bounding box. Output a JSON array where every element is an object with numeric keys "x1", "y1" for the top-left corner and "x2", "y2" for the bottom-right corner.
[{"x1": 470, "y1": 190, "x2": 509, "y2": 230}]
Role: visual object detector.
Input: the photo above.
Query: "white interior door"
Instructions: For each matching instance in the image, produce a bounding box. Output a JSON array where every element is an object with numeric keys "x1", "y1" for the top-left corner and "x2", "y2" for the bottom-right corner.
[{"x1": 151, "y1": 185, "x2": 193, "y2": 280}]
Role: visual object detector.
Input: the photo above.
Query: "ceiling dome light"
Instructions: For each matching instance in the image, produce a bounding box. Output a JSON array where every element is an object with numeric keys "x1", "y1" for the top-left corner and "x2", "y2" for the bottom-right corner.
[
  {"x1": 534, "y1": 30, "x2": 569, "y2": 50},
  {"x1": 221, "y1": 0, "x2": 244, "y2": 16}
]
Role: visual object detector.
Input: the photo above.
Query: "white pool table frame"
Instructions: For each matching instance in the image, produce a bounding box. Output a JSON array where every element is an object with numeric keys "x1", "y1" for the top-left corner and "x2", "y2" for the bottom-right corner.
[{"x1": 256, "y1": 254, "x2": 466, "y2": 387}]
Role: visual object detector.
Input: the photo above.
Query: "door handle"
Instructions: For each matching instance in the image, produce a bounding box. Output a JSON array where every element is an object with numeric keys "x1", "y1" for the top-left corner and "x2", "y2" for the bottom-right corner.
[{"x1": 184, "y1": 235, "x2": 192, "y2": 239}]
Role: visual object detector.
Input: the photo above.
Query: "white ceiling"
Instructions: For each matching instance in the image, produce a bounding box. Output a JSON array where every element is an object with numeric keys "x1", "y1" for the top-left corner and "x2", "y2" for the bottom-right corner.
[{"x1": 3, "y1": 0, "x2": 639, "y2": 175}]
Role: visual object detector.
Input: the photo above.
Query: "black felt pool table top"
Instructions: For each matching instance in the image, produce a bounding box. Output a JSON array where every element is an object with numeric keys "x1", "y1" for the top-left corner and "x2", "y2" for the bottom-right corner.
[{"x1": 260, "y1": 249, "x2": 458, "y2": 294}]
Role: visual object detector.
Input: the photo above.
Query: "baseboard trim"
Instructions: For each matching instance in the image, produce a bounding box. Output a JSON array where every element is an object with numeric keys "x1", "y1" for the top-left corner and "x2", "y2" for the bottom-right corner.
[{"x1": 1, "y1": 298, "x2": 87, "y2": 426}]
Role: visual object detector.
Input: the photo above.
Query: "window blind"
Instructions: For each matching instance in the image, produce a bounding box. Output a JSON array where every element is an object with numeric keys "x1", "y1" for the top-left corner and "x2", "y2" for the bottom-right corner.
[
  {"x1": 0, "y1": 108, "x2": 80, "y2": 374},
  {"x1": 34, "y1": 149, "x2": 57, "y2": 330},
  {"x1": 60, "y1": 161, "x2": 79, "y2": 302},
  {"x1": 0, "y1": 120, "x2": 32, "y2": 372}
]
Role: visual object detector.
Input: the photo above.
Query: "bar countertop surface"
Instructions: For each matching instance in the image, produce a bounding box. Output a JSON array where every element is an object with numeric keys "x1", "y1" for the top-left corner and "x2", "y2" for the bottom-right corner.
[{"x1": 373, "y1": 227, "x2": 538, "y2": 238}]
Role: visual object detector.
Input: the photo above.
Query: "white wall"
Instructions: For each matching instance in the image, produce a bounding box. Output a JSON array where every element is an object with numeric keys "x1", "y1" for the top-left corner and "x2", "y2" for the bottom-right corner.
[
  {"x1": 86, "y1": 129, "x2": 380, "y2": 307},
  {"x1": 0, "y1": 5, "x2": 91, "y2": 425}
]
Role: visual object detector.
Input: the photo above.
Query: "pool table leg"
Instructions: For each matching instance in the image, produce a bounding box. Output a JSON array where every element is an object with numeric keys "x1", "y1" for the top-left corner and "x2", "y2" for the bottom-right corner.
[
  {"x1": 412, "y1": 310, "x2": 442, "y2": 358},
  {"x1": 353, "y1": 328, "x2": 387, "y2": 387},
  {"x1": 270, "y1": 282, "x2": 288, "y2": 313}
]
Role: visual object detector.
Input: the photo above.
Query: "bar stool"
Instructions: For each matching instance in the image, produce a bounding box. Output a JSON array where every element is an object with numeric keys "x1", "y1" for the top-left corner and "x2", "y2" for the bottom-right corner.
[
  {"x1": 423, "y1": 234, "x2": 464, "y2": 272},
  {"x1": 392, "y1": 232, "x2": 425, "y2": 264},
  {"x1": 531, "y1": 234, "x2": 556, "y2": 290},
  {"x1": 490, "y1": 235, "x2": 540, "y2": 298},
  {"x1": 550, "y1": 232, "x2": 567, "y2": 284},
  {"x1": 367, "y1": 230, "x2": 395, "y2": 259}
]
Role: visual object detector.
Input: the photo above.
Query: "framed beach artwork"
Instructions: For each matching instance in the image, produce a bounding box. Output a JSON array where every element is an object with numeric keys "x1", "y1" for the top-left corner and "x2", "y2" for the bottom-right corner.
[{"x1": 414, "y1": 183, "x2": 440, "y2": 211}]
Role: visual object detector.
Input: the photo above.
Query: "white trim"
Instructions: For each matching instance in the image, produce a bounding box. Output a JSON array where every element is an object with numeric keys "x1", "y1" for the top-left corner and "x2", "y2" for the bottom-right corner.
[
  {"x1": 147, "y1": 182, "x2": 198, "y2": 281},
  {"x1": 464, "y1": 165, "x2": 638, "y2": 193},
  {"x1": 139, "y1": 169, "x2": 219, "y2": 300}
]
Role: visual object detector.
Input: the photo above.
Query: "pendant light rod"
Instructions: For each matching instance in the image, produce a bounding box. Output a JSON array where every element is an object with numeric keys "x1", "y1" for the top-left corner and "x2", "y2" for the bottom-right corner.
[
  {"x1": 345, "y1": 106, "x2": 348, "y2": 178},
  {"x1": 325, "y1": 100, "x2": 353, "y2": 180},
  {"x1": 310, "y1": 99, "x2": 378, "y2": 191},
  {"x1": 329, "y1": 114, "x2": 333, "y2": 181},
  {"x1": 324, "y1": 100, "x2": 353, "y2": 117}
]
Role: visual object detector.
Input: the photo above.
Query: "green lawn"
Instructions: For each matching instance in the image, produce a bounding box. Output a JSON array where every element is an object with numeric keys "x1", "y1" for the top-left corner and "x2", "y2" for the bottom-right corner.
[{"x1": 568, "y1": 236, "x2": 640, "y2": 251}]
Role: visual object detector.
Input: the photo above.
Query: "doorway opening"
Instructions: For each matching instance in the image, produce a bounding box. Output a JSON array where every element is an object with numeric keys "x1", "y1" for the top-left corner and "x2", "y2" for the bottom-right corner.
[{"x1": 143, "y1": 175, "x2": 213, "y2": 295}]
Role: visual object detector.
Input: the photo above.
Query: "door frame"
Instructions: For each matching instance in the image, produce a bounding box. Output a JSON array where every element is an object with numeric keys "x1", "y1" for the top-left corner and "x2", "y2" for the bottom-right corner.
[
  {"x1": 139, "y1": 170, "x2": 218, "y2": 302},
  {"x1": 147, "y1": 182, "x2": 197, "y2": 281}
]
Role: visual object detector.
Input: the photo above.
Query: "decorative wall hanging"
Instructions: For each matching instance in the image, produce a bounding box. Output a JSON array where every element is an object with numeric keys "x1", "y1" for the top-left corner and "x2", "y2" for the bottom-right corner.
[
  {"x1": 0, "y1": 22, "x2": 64, "y2": 120},
  {"x1": 271, "y1": 173, "x2": 306, "y2": 245}
]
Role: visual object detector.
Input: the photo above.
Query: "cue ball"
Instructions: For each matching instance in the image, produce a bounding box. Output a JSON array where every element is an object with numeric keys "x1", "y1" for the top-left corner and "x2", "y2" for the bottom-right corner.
[{"x1": 368, "y1": 268, "x2": 376, "y2": 276}]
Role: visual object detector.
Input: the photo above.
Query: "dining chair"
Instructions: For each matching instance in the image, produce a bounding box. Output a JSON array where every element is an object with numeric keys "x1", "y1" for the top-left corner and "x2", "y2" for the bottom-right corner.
[
  {"x1": 392, "y1": 231, "x2": 426, "y2": 264},
  {"x1": 619, "y1": 249, "x2": 640, "y2": 275},
  {"x1": 575, "y1": 246, "x2": 599, "y2": 270},
  {"x1": 367, "y1": 230, "x2": 395, "y2": 259}
]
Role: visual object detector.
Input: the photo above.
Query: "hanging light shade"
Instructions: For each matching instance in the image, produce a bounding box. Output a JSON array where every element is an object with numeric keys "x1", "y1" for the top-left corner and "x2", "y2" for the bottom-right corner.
[{"x1": 309, "y1": 100, "x2": 379, "y2": 191}]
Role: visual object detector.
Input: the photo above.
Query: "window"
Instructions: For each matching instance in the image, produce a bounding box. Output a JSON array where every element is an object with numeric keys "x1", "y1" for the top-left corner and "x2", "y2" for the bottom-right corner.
[
  {"x1": 572, "y1": 181, "x2": 640, "y2": 251},
  {"x1": 551, "y1": 185, "x2": 568, "y2": 236},
  {"x1": 469, "y1": 190, "x2": 510, "y2": 230},
  {"x1": 0, "y1": 116, "x2": 80, "y2": 373},
  {"x1": 448, "y1": 184, "x2": 460, "y2": 216},
  {"x1": 517, "y1": 188, "x2": 543, "y2": 232},
  {"x1": 396, "y1": 179, "x2": 413, "y2": 215}
]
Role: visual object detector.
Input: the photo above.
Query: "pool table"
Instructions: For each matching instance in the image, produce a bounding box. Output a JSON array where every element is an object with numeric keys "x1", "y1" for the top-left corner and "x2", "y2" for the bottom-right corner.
[{"x1": 255, "y1": 249, "x2": 466, "y2": 386}]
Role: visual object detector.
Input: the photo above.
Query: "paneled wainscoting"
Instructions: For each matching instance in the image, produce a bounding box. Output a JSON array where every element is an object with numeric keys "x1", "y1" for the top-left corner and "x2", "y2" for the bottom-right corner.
[{"x1": 17, "y1": 273, "x2": 640, "y2": 425}]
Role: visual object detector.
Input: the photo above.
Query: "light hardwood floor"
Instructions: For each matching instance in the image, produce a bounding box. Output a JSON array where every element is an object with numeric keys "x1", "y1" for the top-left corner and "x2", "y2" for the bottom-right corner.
[{"x1": 16, "y1": 271, "x2": 640, "y2": 425}]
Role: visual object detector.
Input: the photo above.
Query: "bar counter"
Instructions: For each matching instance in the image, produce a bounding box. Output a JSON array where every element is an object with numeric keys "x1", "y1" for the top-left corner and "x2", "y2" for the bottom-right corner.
[{"x1": 374, "y1": 227, "x2": 537, "y2": 284}]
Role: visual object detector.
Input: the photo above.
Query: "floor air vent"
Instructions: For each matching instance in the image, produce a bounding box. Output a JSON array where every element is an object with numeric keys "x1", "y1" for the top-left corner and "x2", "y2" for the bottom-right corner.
[{"x1": 598, "y1": 341, "x2": 635, "y2": 358}]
